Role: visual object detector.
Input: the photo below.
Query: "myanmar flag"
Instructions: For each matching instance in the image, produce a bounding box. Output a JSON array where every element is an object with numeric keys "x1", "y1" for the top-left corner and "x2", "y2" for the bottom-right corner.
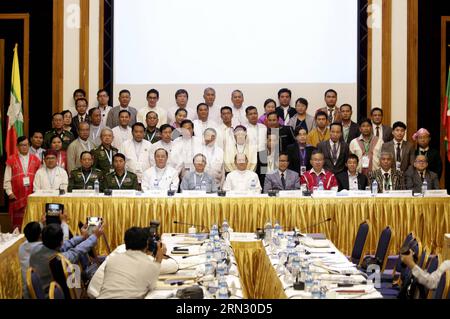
[{"x1": 5, "y1": 44, "x2": 24, "y2": 158}]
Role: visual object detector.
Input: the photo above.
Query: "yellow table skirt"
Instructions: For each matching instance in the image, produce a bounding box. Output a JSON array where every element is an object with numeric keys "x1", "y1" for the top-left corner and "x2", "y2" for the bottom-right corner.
[
  {"x1": 0, "y1": 237, "x2": 25, "y2": 299},
  {"x1": 232, "y1": 241, "x2": 286, "y2": 299},
  {"x1": 23, "y1": 196, "x2": 450, "y2": 256}
]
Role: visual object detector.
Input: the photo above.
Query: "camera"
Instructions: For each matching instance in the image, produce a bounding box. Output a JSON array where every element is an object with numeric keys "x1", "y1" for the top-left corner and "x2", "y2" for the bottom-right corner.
[
  {"x1": 400, "y1": 238, "x2": 419, "y2": 267},
  {"x1": 147, "y1": 220, "x2": 161, "y2": 256},
  {"x1": 45, "y1": 203, "x2": 64, "y2": 225},
  {"x1": 86, "y1": 217, "x2": 103, "y2": 235}
]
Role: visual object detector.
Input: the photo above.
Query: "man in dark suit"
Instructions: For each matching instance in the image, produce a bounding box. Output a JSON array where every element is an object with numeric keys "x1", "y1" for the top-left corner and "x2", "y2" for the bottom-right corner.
[
  {"x1": 413, "y1": 128, "x2": 443, "y2": 180},
  {"x1": 263, "y1": 153, "x2": 300, "y2": 193},
  {"x1": 316, "y1": 89, "x2": 342, "y2": 124},
  {"x1": 72, "y1": 98, "x2": 91, "y2": 138},
  {"x1": 370, "y1": 107, "x2": 393, "y2": 142},
  {"x1": 266, "y1": 112, "x2": 296, "y2": 152},
  {"x1": 381, "y1": 121, "x2": 415, "y2": 173},
  {"x1": 336, "y1": 154, "x2": 369, "y2": 191},
  {"x1": 256, "y1": 134, "x2": 280, "y2": 187},
  {"x1": 287, "y1": 127, "x2": 315, "y2": 175},
  {"x1": 368, "y1": 152, "x2": 405, "y2": 193},
  {"x1": 340, "y1": 104, "x2": 359, "y2": 144},
  {"x1": 404, "y1": 155, "x2": 440, "y2": 193},
  {"x1": 275, "y1": 88, "x2": 296, "y2": 125},
  {"x1": 317, "y1": 122, "x2": 349, "y2": 175}
]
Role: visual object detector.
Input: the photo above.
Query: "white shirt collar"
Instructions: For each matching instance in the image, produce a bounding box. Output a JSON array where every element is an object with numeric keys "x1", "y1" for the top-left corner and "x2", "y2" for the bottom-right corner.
[
  {"x1": 310, "y1": 168, "x2": 325, "y2": 176},
  {"x1": 381, "y1": 168, "x2": 392, "y2": 175}
]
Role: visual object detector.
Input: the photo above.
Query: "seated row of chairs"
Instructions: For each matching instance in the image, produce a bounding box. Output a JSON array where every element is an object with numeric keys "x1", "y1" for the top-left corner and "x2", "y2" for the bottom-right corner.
[
  {"x1": 26, "y1": 253, "x2": 87, "y2": 299},
  {"x1": 349, "y1": 220, "x2": 450, "y2": 299}
]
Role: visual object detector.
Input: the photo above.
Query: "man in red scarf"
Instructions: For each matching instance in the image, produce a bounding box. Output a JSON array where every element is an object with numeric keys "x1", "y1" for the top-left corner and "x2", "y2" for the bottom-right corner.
[{"x1": 3, "y1": 136, "x2": 41, "y2": 230}]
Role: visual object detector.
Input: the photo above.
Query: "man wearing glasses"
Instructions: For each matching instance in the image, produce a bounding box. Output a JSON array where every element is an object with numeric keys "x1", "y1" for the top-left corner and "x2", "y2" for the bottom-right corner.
[
  {"x1": 300, "y1": 150, "x2": 338, "y2": 191},
  {"x1": 404, "y1": 154, "x2": 439, "y2": 193}
]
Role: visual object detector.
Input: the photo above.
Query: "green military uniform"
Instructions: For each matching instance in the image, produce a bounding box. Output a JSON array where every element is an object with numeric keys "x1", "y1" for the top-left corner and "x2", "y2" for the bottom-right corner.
[
  {"x1": 44, "y1": 129, "x2": 75, "y2": 150},
  {"x1": 104, "y1": 170, "x2": 139, "y2": 190},
  {"x1": 91, "y1": 144, "x2": 118, "y2": 175},
  {"x1": 68, "y1": 167, "x2": 104, "y2": 192},
  {"x1": 144, "y1": 128, "x2": 161, "y2": 144}
]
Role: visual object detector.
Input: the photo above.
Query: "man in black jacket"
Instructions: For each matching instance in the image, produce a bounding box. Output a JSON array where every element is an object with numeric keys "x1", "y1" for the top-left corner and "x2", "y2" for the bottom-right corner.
[
  {"x1": 317, "y1": 122, "x2": 349, "y2": 175},
  {"x1": 412, "y1": 128, "x2": 443, "y2": 180},
  {"x1": 336, "y1": 154, "x2": 368, "y2": 191},
  {"x1": 287, "y1": 127, "x2": 315, "y2": 175}
]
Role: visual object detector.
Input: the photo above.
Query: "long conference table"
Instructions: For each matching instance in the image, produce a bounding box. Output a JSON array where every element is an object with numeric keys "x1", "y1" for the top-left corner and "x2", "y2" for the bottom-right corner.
[{"x1": 23, "y1": 193, "x2": 450, "y2": 257}]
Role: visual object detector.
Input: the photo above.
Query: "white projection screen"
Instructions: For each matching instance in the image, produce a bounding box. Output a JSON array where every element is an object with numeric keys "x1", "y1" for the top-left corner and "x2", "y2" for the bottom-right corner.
[{"x1": 114, "y1": 0, "x2": 358, "y2": 118}]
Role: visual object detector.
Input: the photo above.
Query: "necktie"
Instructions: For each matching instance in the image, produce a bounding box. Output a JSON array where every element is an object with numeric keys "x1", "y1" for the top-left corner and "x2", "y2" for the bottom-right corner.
[
  {"x1": 420, "y1": 150, "x2": 427, "y2": 156},
  {"x1": 396, "y1": 143, "x2": 402, "y2": 162},
  {"x1": 80, "y1": 116, "x2": 84, "y2": 122},
  {"x1": 420, "y1": 172, "x2": 425, "y2": 182},
  {"x1": 281, "y1": 173, "x2": 286, "y2": 190},
  {"x1": 328, "y1": 109, "x2": 333, "y2": 123},
  {"x1": 384, "y1": 173, "x2": 390, "y2": 191},
  {"x1": 332, "y1": 143, "x2": 338, "y2": 164},
  {"x1": 376, "y1": 126, "x2": 380, "y2": 137}
]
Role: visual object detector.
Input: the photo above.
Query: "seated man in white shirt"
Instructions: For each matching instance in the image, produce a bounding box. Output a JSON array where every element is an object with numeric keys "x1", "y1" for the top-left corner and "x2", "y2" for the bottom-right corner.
[
  {"x1": 33, "y1": 150, "x2": 69, "y2": 192},
  {"x1": 142, "y1": 148, "x2": 179, "y2": 191},
  {"x1": 94, "y1": 227, "x2": 168, "y2": 299},
  {"x1": 223, "y1": 153, "x2": 262, "y2": 193}
]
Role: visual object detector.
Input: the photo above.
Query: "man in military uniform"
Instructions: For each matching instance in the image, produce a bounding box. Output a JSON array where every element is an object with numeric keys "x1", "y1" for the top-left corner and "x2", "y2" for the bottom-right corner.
[
  {"x1": 92, "y1": 127, "x2": 118, "y2": 175},
  {"x1": 68, "y1": 151, "x2": 104, "y2": 192},
  {"x1": 44, "y1": 113, "x2": 75, "y2": 150},
  {"x1": 104, "y1": 153, "x2": 139, "y2": 190},
  {"x1": 144, "y1": 111, "x2": 161, "y2": 144}
]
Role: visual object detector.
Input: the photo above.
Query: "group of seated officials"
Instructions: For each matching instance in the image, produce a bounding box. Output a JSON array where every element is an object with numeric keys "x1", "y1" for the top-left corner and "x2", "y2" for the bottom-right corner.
[{"x1": 4, "y1": 87, "x2": 444, "y2": 201}]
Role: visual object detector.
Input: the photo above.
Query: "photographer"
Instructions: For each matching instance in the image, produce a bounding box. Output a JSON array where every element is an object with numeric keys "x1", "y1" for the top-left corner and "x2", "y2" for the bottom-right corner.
[
  {"x1": 29, "y1": 223, "x2": 104, "y2": 298},
  {"x1": 401, "y1": 251, "x2": 450, "y2": 290},
  {"x1": 89, "y1": 227, "x2": 176, "y2": 299}
]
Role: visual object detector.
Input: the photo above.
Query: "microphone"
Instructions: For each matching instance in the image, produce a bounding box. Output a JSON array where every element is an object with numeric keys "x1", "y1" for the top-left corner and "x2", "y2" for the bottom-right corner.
[
  {"x1": 173, "y1": 220, "x2": 209, "y2": 232},
  {"x1": 294, "y1": 218, "x2": 332, "y2": 236},
  {"x1": 177, "y1": 258, "x2": 226, "y2": 270}
]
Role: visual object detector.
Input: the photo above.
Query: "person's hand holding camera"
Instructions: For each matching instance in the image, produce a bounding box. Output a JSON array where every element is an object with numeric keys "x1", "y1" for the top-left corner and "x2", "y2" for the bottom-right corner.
[
  {"x1": 400, "y1": 249, "x2": 416, "y2": 269},
  {"x1": 93, "y1": 223, "x2": 105, "y2": 239},
  {"x1": 81, "y1": 223, "x2": 89, "y2": 239},
  {"x1": 154, "y1": 242, "x2": 167, "y2": 264}
]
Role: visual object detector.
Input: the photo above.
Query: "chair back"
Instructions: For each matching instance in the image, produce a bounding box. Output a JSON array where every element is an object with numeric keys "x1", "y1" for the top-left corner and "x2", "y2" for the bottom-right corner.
[
  {"x1": 26, "y1": 267, "x2": 45, "y2": 299},
  {"x1": 426, "y1": 255, "x2": 439, "y2": 274},
  {"x1": 374, "y1": 226, "x2": 393, "y2": 272},
  {"x1": 394, "y1": 232, "x2": 414, "y2": 273},
  {"x1": 350, "y1": 221, "x2": 370, "y2": 266},
  {"x1": 49, "y1": 253, "x2": 79, "y2": 299},
  {"x1": 417, "y1": 245, "x2": 428, "y2": 269},
  {"x1": 428, "y1": 270, "x2": 447, "y2": 299},
  {"x1": 49, "y1": 281, "x2": 65, "y2": 299}
]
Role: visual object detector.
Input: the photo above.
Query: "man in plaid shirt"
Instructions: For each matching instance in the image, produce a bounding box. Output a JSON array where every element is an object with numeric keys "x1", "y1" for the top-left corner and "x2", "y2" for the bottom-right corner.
[{"x1": 300, "y1": 150, "x2": 338, "y2": 191}]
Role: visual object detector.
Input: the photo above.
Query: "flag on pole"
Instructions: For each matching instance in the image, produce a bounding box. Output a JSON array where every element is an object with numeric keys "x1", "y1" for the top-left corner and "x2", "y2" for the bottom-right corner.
[{"x1": 5, "y1": 43, "x2": 23, "y2": 158}]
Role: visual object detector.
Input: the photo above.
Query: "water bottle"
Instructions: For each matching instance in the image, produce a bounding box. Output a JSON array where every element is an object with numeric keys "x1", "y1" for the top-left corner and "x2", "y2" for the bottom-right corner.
[
  {"x1": 94, "y1": 179, "x2": 100, "y2": 194},
  {"x1": 264, "y1": 220, "x2": 273, "y2": 243},
  {"x1": 221, "y1": 219, "x2": 230, "y2": 241},
  {"x1": 201, "y1": 180, "x2": 207, "y2": 191},
  {"x1": 371, "y1": 179, "x2": 378, "y2": 196},
  {"x1": 210, "y1": 224, "x2": 219, "y2": 238},
  {"x1": 318, "y1": 179, "x2": 324, "y2": 191},
  {"x1": 250, "y1": 179, "x2": 257, "y2": 192},
  {"x1": 273, "y1": 221, "x2": 281, "y2": 236},
  {"x1": 217, "y1": 262, "x2": 226, "y2": 277},
  {"x1": 153, "y1": 178, "x2": 159, "y2": 190},
  {"x1": 218, "y1": 277, "x2": 229, "y2": 299},
  {"x1": 205, "y1": 260, "x2": 214, "y2": 275},
  {"x1": 205, "y1": 241, "x2": 214, "y2": 260},
  {"x1": 311, "y1": 280, "x2": 321, "y2": 299},
  {"x1": 421, "y1": 180, "x2": 428, "y2": 196},
  {"x1": 304, "y1": 270, "x2": 313, "y2": 292}
]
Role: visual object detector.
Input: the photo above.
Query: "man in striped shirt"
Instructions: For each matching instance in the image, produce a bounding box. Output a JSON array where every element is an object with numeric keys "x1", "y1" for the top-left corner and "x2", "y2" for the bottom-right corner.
[{"x1": 300, "y1": 150, "x2": 338, "y2": 191}]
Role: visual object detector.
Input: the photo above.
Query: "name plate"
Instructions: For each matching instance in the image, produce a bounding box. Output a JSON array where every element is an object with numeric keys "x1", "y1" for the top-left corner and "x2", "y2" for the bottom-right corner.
[
  {"x1": 226, "y1": 191, "x2": 259, "y2": 197},
  {"x1": 111, "y1": 190, "x2": 137, "y2": 197},
  {"x1": 347, "y1": 190, "x2": 372, "y2": 197},
  {"x1": 181, "y1": 190, "x2": 207, "y2": 197},
  {"x1": 383, "y1": 190, "x2": 412, "y2": 197},
  {"x1": 278, "y1": 190, "x2": 303, "y2": 198},
  {"x1": 142, "y1": 190, "x2": 167, "y2": 197},
  {"x1": 311, "y1": 190, "x2": 337, "y2": 198},
  {"x1": 34, "y1": 190, "x2": 60, "y2": 196},
  {"x1": 71, "y1": 190, "x2": 96, "y2": 194},
  {"x1": 424, "y1": 190, "x2": 449, "y2": 197}
]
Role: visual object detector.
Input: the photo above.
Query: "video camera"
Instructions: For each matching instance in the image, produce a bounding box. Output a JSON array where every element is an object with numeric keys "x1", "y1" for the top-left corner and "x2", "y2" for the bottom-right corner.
[
  {"x1": 45, "y1": 203, "x2": 64, "y2": 225},
  {"x1": 147, "y1": 220, "x2": 161, "y2": 256}
]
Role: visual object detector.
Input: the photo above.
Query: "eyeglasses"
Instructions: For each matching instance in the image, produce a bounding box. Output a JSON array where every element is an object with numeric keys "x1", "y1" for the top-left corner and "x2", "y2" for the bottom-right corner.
[{"x1": 415, "y1": 160, "x2": 427, "y2": 164}]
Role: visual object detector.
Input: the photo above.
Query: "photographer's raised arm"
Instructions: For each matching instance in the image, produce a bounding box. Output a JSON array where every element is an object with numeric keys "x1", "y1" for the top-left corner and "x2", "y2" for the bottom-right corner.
[{"x1": 402, "y1": 251, "x2": 450, "y2": 289}]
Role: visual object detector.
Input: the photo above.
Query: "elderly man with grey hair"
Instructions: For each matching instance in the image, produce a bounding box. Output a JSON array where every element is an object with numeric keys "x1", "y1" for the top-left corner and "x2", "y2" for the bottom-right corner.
[
  {"x1": 92, "y1": 127, "x2": 118, "y2": 175},
  {"x1": 194, "y1": 128, "x2": 225, "y2": 187},
  {"x1": 180, "y1": 154, "x2": 218, "y2": 192},
  {"x1": 368, "y1": 151, "x2": 405, "y2": 193},
  {"x1": 203, "y1": 87, "x2": 221, "y2": 123}
]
